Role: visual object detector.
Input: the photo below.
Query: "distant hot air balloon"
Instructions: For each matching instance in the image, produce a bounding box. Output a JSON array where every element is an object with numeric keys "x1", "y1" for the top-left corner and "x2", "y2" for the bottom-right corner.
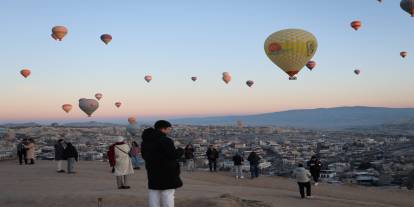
[
  {"x1": 95, "y1": 93, "x2": 103, "y2": 101},
  {"x1": 378, "y1": 0, "x2": 382, "y2": 3},
  {"x1": 246, "y1": 80, "x2": 254, "y2": 87},
  {"x1": 145, "y1": 75, "x2": 152, "y2": 83},
  {"x1": 115, "y1": 102, "x2": 122, "y2": 108},
  {"x1": 51, "y1": 34, "x2": 58, "y2": 40},
  {"x1": 79, "y1": 98, "x2": 99, "y2": 117},
  {"x1": 20, "y1": 69, "x2": 31, "y2": 78},
  {"x1": 191, "y1": 77, "x2": 197, "y2": 82},
  {"x1": 100, "y1": 34, "x2": 112, "y2": 45},
  {"x1": 354, "y1": 69, "x2": 361, "y2": 75},
  {"x1": 222, "y1": 72, "x2": 232, "y2": 84},
  {"x1": 400, "y1": 51, "x2": 408, "y2": 58},
  {"x1": 351, "y1": 21, "x2": 362, "y2": 31},
  {"x1": 306, "y1": 60, "x2": 316, "y2": 70},
  {"x1": 128, "y1": 117, "x2": 137, "y2": 124},
  {"x1": 401, "y1": 0, "x2": 414, "y2": 17},
  {"x1": 264, "y1": 29, "x2": 318, "y2": 80},
  {"x1": 62, "y1": 104, "x2": 73, "y2": 113},
  {"x1": 51, "y1": 26, "x2": 68, "y2": 41}
]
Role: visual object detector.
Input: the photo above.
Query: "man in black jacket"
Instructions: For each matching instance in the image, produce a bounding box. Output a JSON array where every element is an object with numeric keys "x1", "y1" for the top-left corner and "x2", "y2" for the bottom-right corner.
[
  {"x1": 54, "y1": 139, "x2": 65, "y2": 173},
  {"x1": 63, "y1": 143, "x2": 78, "y2": 174},
  {"x1": 141, "y1": 120, "x2": 183, "y2": 207},
  {"x1": 206, "y1": 145, "x2": 219, "y2": 172},
  {"x1": 307, "y1": 155, "x2": 322, "y2": 186}
]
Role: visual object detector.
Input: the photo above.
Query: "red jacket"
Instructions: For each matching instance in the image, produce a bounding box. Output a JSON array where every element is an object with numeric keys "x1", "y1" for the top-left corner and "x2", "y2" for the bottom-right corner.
[{"x1": 108, "y1": 142, "x2": 126, "y2": 167}]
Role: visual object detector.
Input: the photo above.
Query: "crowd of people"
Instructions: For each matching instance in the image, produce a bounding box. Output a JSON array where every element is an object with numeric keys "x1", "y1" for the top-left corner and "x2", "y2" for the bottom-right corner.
[{"x1": 16, "y1": 120, "x2": 323, "y2": 206}]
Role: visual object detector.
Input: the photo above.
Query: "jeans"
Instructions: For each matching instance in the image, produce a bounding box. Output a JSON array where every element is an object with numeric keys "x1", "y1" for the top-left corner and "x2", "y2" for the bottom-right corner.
[
  {"x1": 56, "y1": 160, "x2": 63, "y2": 171},
  {"x1": 234, "y1": 165, "x2": 243, "y2": 178},
  {"x1": 116, "y1": 175, "x2": 128, "y2": 187},
  {"x1": 67, "y1": 158, "x2": 75, "y2": 173},
  {"x1": 131, "y1": 156, "x2": 142, "y2": 168},
  {"x1": 149, "y1": 189, "x2": 175, "y2": 207},
  {"x1": 250, "y1": 165, "x2": 259, "y2": 178},
  {"x1": 208, "y1": 160, "x2": 217, "y2": 172},
  {"x1": 298, "y1": 182, "x2": 311, "y2": 198},
  {"x1": 18, "y1": 152, "x2": 27, "y2": 165}
]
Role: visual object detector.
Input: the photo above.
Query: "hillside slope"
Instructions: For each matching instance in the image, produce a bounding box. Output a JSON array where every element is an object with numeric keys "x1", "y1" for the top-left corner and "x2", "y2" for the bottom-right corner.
[{"x1": 0, "y1": 161, "x2": 413, "y2": 207}]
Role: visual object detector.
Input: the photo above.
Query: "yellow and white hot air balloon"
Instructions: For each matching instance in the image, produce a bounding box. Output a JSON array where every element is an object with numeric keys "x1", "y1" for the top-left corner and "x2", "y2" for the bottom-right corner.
[{"x1": 264, "y1": 29, "x2": 318, "y2": 80}]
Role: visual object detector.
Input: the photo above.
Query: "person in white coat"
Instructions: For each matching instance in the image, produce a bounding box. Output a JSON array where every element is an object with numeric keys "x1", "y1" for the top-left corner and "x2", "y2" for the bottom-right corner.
[
  {"x1": 293, "y1": 163, "x2": 312, "y2": 199},
  {"x1": 110, "y1": 136, "x2": 134, "y2": 189}
]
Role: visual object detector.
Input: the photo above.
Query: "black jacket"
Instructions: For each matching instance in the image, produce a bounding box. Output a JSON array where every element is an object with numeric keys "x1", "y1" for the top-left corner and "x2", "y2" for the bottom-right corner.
[
  {"x1": 184, "y1": 147, "x2": 195, "y2": 159},
  {"x1": 206, "y1": 148, "x2": 219, "y2": 161},
  {"x1": 63, "y1": 144, "x2": 78, "y2": 161},
  {"x1": 232, "y1": 154, "x2": 244, "y2": 166},
  {"x1": 308, "y1": 159, "x2": 322, "y2": 172},
  {"x1": 141, "y1": 128, "x2": 183, "y2": 190},
  {"x1": 247, "y1": 152, "x2": 260, "y2": 166},
  {"x1": 54, "y1": 143, "x2": 65, "y2": 160}
]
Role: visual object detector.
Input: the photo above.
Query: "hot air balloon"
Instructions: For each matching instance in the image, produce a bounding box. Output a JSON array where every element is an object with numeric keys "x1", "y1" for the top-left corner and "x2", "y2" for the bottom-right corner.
[
  {"x1": 62, "y1": 104, "x2": 73, "y2": 113},
  {"x1": 306, "y1": 60, "x2": 316, "y2": 70},
  {"x1": 222, "y1": 72, "x2": 232, "y2": 84},
  {"x1": 246, "y1": 80, "x2": 254, "y2": 87},
  {"x1": 354, "y1": 69, "x2": 361, "y2": 75},
  {"x1": 128, "y1": 117, "x2": 137, "y2": 124},
  {"x1": 401, "y1": 0, "x2": 414, "y2": 17},
  {"x1": 115, "y1": 102, "x2": 122, "y2": 108},
  {"x1": 264, "y1": 29, "x2": 318, "y2": 80},
  {"x1": 191, "y1": 77, "x2": 197, "y2": 82},
  {"x1": 145, "y1": 75, "x2": 152, "y2": 83},
  {"x1": 100, "y1": 34, "x2": 112, "y2": 45},
  {"x1": 51, "y1": 26, "x2": 68, "y2": 41},
  {"x1": 79, "y1": 98, "x2": 99, "y2": 117},
  {"x1": 20, "y1": 69, "x2": 31, "y2": 78},
  {"x1": 400, "y1": 51, "x2": 408, "y2": 58},
  {"x1": 351, "y1": 21, "x2": 362, "y2": 31},
  {"x1": 95, "y1": 93, "x2": 103, "y2": 101},
  {"x1": 51, "y1": 34, "x2": 58, "y2": 40}
]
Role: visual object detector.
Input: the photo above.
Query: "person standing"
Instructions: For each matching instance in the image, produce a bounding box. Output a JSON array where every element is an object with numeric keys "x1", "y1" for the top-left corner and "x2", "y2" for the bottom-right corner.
[
  {"x1": 54, "y1": 139, "x2": 66, "y2": 173},
  {"x1": 141, "y1": 120, "x2": 183, "y2": 207},
  {"x1": 293, "y1": 163, "x2": 312, "y2": 199},
  {"x1": 307, "y1": 155, "x2": 322, "y2": 186},
  {"x1": 108, "y1": 136, "x2": 134, "y2": 189},
  {"x1": 17, "y1": 139, "x2": 27, "y2": 165},
  {"x1": 184, "y1": 144, "x2": 195, "y2": 172},
  {"x1": 25, "y1": 138, "x2": 36, "y2": 165},
  {"x1": 247, "y1": 151, "x2": 260, "y2": 179},
  {"x1": 63, "y1": 143, "x2": 78, "y2": 174},
  {"x1": 232, "y1": 152, "x2": 244, "y2": 179},
  {"x1": 130, "y1": 141, "x2": 142, "y2": 170},
  {"x1": 206, "y1": 145, "x2": 219, "y2": 172}
]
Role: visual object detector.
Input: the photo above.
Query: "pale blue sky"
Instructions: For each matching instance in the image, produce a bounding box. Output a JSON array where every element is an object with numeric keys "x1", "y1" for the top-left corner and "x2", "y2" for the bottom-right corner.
[{"x1": 0, "y1": 0, "x2": 413, "y2": 123}]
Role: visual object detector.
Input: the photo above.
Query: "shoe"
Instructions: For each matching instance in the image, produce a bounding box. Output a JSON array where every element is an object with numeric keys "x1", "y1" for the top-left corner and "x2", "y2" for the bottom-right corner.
[
  {"x1": 123, "y1": 186, "x2": 131, "y2": 189},
  {"x1": 240, "y1": 176, "x2": 244, "y2": 179},
  {"x1": 314, "y1": 182, "x2": 319, "y2": 186},
  {"x1": 306, "y1": 196, "x2": 313, "y2": 199},
  {"x1": 57, "y1": 170, "x2": 66, "y2": 173},
  {"x1": 236, "y1": 176, "x2": 239, "y2": 179}
]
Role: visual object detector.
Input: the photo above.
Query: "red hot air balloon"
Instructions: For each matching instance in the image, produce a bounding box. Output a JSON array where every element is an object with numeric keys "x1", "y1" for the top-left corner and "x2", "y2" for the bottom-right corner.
[
  {"x1": 62, "y1": 104, "x2": 73, "y2": 113},
  {"x1": 354, "y1": 69, "x2": 361, "y2": 75},
  {"x1": 51, "y1": 26, "x2": 68, "y2": 41},
  {"x1": 128, "y1": 117, "x2": 137, "y2": 124},
  {"x1": 115, "y1": 102, "x2": 122, "y2": 108},
  {"x1": 306, "y1": 60, "x2": 316, "y2": 70},
  {"x1": 222, "y1": 72, "x2": 232, "y2": 84},
  {"x1": 79, "y1": 98, "x2": 99, "y2": 117},
  {"x1": 191, "y1": 77, "x2": 197, "y2": 82},
  {"x1": 246, "y1": 80, "x2": 254, "y2": 87},
  {"x1": 95, "y1": 93, "x2": 103, "y2": 101},
  {"x1": 400, "y1": 51, "x2": 408, "y2": 58},
  {"x1": 144, "y1": 75, "x2": 152, "y2": 83},
  {"x1": 351, "y1": 21, "x2": 362, "y2": 31},
  {"x1": 20, "y1": 69, "x2": 31, "y2": 78},
  {"x1": 100, "y1": 34, "x2": 112, "y2": 45}
]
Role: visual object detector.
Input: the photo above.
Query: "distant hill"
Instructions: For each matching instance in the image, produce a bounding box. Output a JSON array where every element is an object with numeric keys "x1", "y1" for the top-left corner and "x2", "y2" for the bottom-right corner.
[
  {"x1": 173, "y1": 106, "x2": 414, "y2": 129},
  {"x1": 62, "y1": 121, "x2": 125, "y2": 128},
  {"x1": 0, "y1": 122, "x2": 42, "y2": 128}
]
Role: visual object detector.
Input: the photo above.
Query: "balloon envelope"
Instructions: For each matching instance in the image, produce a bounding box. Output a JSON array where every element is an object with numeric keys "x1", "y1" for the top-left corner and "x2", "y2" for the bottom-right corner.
[
  {"x1": 246, "y1": 80, "x2": 254, "y2": 87},
  {"x1": 354, "y1": 69, "x2": 361, "y2": 75},
  {"x1": 351, "y1": 21, "x2": 362, "y2": 31},
  {"x1": 51, "y1": 26, "x2": 68, "y2": 41},
  {"x1": 95, "y1": 93, "x2": 103, "y2": 101},
  {"x1": 306, "y1": 60, "x2": 316, "y2": 70},
  {"x1": 401, "y1": 0, "x2": 414, "y2": 17},
  {"x1": 400, "y1": 51, "x2": 408, "y2": 58},
  {"x1": 222, "y1": 72, "x2": 231, "y2": 84},
  {"x1": 128, "y1": 117, "x2": 137, "y2": 124},
  {"x1": 62, "y1": 104, "x2": 73, "y2": 113},
  {"x1": 100, "y1": 34, "x2": 112, "y2": 44},
  {"x1": 191, "y1": 77, "x2": 197, "y2": 82},
  {"x1": 115, "y1": 102, "x2": 122, "y2": 108},
  {"x1": 79, "y1": 98, "x2": 99, "y2": 117},
  {"x1": 145, "y1": 75, "x2": 152, "y2": 83},
  {"x1": 20, "y1": 69, "x2": 31, "y2": 78},
  {"x1": 264, "y1": 29, "x2": 318, "y2": 78}
]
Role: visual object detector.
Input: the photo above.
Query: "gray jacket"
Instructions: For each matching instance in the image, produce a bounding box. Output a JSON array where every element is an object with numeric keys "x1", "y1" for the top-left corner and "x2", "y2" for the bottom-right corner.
[{"x1": 293, "y1": 167, "x2": 312, "y2": 183}]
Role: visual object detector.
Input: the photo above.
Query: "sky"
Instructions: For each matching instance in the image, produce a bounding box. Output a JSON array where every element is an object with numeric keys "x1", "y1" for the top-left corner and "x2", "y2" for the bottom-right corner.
[{"x1": 0, "y1": 0, "x2": 413, "y2": 123}]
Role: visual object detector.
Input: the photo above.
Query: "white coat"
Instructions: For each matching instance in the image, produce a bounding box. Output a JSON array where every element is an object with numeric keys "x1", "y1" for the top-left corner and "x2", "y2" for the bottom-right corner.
[{"x1": 114, "y1": 143, "x2": 134, "y2": 176}]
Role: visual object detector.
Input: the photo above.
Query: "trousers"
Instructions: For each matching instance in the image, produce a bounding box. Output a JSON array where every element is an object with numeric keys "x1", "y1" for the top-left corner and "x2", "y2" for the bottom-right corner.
[{"x1": 148, "y1": 189, "x2": 175, "y2": 207}]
